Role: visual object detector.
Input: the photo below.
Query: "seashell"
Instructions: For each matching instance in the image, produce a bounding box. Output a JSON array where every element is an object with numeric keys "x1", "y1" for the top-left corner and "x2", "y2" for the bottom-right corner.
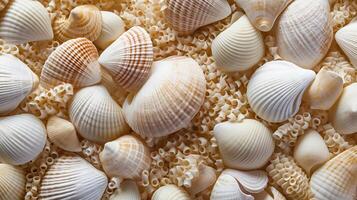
[
  {"x1": 152, "y1": 184, "x2": 191, "y2": 200},
  {"x1": 101, "y1": 67, "x2": 128, "y2": 106},
  {"x1": 123, "y1": 56, "x2": 206, "y2": 138},
  {"x1": 253, "y1": 187, "x2": 287, "y2": 200},
  {"x1": 235, "y1": 0, "x2": 293, "y2": 32},
  {"x1": 109, "y1": 180, "x2": 141, "y2": 200},
  {"x1": 211, "y1": 173, "x2": 254, "y2": 200},
  {"x1": 163, "y1": 0, "x2": 232, "y2": 35},
  {"x1": 46, "y1": 116, "x2": 81, "y2": 152},
  {"x1": 39, "y1": 155, "x2": 108, "y2": 200},
  {"x1": 310, "y1": 146, "x2": 357, "y2": 200},
  {"x1": 99, "y1": 135, "x2": 151, "y2": 179},
  {"x1": 212, "y1": 15, "x2": 265, "y2": 72},
  {"x1": 0, "y1": 164, "x2": 25, "y2": 200},
  {"x1": 0, "y1": 0, "x2": 8, "y2": 11},
  {"x1": 293, "y1": 129, "x2": 330, "y2": 175},
  {"x1": 0, "y1": 114, "x2": 46, "y2": 165},
  {"x1": 188, "y1": 165, "x2": 217, "y2": 195},
  {"x1": 94, "y1": 11, "x2": 125, "y2": 49},
  {"x1": 223, "y1": 169, "x2": 268, "y2": 193},
  {"x1": 54, "y1": 5, "x2": 102, "y2": 43},
  {"x1": 0, "y1": 54, "x2": 39, "y2": 114},
  {"x1": 335, "y1": 18, "x2": 357, "y2": 67},
  {"x1": 0, "y1": 0, "x2": 53, "y2": 44},
  {"x1": 69, "y1": 85, "x2": 130, "y2": 143},
  {"x1": 276, "y1": 0, "x2": 333, "y2": 69},
  {"x1": 98, "y1": 26, "x2": 153, "y2": 92},
  {"x1": 213, "y1": 119, "x2": 274, "y2": 170},
  {"x1": 247, "y1": 60, "x2": 316, "y2": 122},
  {"x1": 40, "y1": 37, "x2": 101, "y2": 89}
]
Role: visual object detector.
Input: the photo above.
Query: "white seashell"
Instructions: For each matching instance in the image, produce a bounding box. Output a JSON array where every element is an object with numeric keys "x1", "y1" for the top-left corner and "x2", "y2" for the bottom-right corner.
[
  {"x1": 0, "y1": 164, "x2": 25, "y2": 200},
  {"x1": 101, "y1": 67, "x2": 128, "y2": 106},
  {"x1": 223, "y1": 169, "x2": 268, "y2": 193},
  {"x1": 152, "y1": 184, "x2": 191, "y2": 200},
  {"x1": 253, "y1": 187, "x2": 287, "y2": 200},
  {"x1": 213, "y1": 119, "x2": 274, "y2": 170},
  {"x1": 0, "y1": 0, "x2": 53, "y2": 44},
  {"x1": 211, "y1": 173, "x2": 254, "y2": 200},
  {"x1": 109, "y1": 180, "x2": 141, "y2": 200},
  {"x1": 247, "y1": 60, "x2": 316, "y2": 122},
  {"x1": 212, "y1": 15, "x2": 265, "y2": 72},
  {"x1": 336, "y1": 18, "x2": 357, "y2": 67},
  {"x1": 0, "y1": 114, "x2": 46, "y2": 165},
  {"x1": 188, "y1": 165, "x2": 217, "y2": 195}
]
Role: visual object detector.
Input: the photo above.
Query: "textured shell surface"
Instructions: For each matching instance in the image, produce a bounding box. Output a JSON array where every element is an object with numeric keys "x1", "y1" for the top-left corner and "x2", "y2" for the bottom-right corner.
[
  {"x1": 247, "y1": 60, "x2": 316, "y2": 122},
  {"x1": 0, "y1": 114, "x2": 46, "y2": 165},
  {"x1": 223, "y1": 169, "x2": 268, "y2": 193},
  {"x1": 151, "y1": 184, "x2": 191, "y2": 200},
  {"x1": 99, "y1": 26, "x2": 153, "y2": 92},
  {"x1": 0, "y1": 0, "x2": 8, "y2": 11},
  {"x1": 188, "y1": 165, "x2": 217, "y2": 195},
  {"x1": 123, "y1": 56, "x2": 206, "y2": 138},
  {"x1": 0, "y1": 0, "x2": 53, "y2": 44},
  {"x1": 336, "y1": 18, "x2": 357, "y2": 67},
  {"x1": 69, "y1": 85, "x2": 130, "y2": 143},
  {"x1": 39, "y1": 155, "x2": 108, "y2": 200},
  {"x1": 211, "y1": 173, "x2": 254, "y2": 200},
  {"x1": 40, "y1": 37, "x2": 101, "y2": 89},
  {"x1": 0, "y1": 164, "x2": 25, "y2": 200},
  {"x1": 101, "y1": 67, "x2": 128, "y2": 106},
  {"x1": 212, "y1": 15, "x2": 265, "y2": 72},
  {"x1": 109, "y1": 180, "x2": 141, "y2": 200}
]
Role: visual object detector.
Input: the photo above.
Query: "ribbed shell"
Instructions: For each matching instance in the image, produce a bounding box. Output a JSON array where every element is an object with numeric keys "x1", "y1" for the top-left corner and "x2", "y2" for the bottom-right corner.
[
  {"x1": 211, "y1": 174, "x2": 254, "y2": 200},
  {"x1": 69, "y1": 85, "x2": 130, "y2": 143},
  {"x1": 0, "y1": 114, "x2": 46, "y2": 165},
  {"x1": 109, "y1": 180, "x2": 141, "y2": 200},
  {"x1": 0, "y1": 0, "x2": 8, "y2": 11},
  {"x1": 99, "y1": 26, "x2": 153, "y2": 92},
  {"x1": 40, "y1": 37, "x2": 101, "y2": 89},
  {"x1": 223, "y1": 169, "x2": 268, "y2": 193},
  {"x1": 152, "y1": 185, "x2": 191, "y2": 200},
  {"x1": 247, "y1": 60, "x2": 316, "y2": 122},
  {"x1": 212, "y1": 15, "x2": 264, "y2": 72},
  {"x1": 188, "y1": 165, "x2": 217, "y2": 195},
  {"x1": 39, "y1": 155, "x2": 108, "y2": 200},
  {"x1": 0, "y1": 164, "x2": 25, "y2": 200},
  {"x1": 100, "y1": 67, "x2": 128, "y2": 106},
  {"x1": 0, "y1": 0, "x2": 53, "y2": 44},
  {"x1": 336, "y1": 18, "x2": 357, "y2": 67}
]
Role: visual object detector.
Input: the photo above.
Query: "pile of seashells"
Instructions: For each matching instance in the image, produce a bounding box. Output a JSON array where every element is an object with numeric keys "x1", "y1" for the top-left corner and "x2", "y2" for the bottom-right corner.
[{"x1": 0, "y1": 0, "x2": 356, "y2": 200}]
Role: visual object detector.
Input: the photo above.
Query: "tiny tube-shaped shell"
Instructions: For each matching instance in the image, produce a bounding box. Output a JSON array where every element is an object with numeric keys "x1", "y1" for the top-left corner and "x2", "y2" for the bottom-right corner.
[
  {"x1": 152, "y1": 184, "x2": 191, "y2": 200},
  {"x1": 0, "y1": 164, "x2": 26, "y2": 200},
  {"x1": 109, "y1": 180, "x2": 141, "y2": 200},
  {"x1": 335, "y1": 18, "x2": 357, "y2": 67},
  {"x1": 211, "y1": 173, "x2": 254, "y2": 200}
]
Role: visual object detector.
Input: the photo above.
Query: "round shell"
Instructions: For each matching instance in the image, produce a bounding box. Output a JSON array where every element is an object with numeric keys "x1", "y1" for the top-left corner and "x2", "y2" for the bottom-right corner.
[
  {"x1": 0, "y1": 0, "x2": 8, "y2": 11},
  {"x1": 211, "y1": 173, "x2": 254, "y2": 200},
  {"x1": 100, "y1": 67, "x2": 128, "y2": 106},
  {"x1": 109, "y1": 180, "x2": 141, "y2": 200},
  {"x1": 336, "y1": 18, "x2": 357, "y2": 67},
  {"x1": 223, "y1": 169, "x2": 268, "y2": 193},
  {"x1": 152, "y1": 185, "x2": 191, "y2": 200},
  {"x1": 0, "y1": 164, "x2": 25, "y2": 200},
  {"x1": 188, "y1": 165, "x2": 217, "y2": 195}
]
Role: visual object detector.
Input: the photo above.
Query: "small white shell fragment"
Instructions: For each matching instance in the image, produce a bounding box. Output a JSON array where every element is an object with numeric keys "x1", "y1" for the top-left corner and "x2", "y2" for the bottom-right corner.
[{"x1": 109, "y1": 180, "x2": 141, "y2": 200}]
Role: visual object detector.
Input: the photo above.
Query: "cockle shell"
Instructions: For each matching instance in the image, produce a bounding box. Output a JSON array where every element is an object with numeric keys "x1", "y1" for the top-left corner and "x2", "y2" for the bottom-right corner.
[
  {"x1": 188, "y1": 165, "x2": 217, "y2": 195},
  {"x1": 101, "y1": 67, "x2": 128, "y2": 106},
  {"x1": 213, "y1": 119, "x2": 274, "y2": 170},
  {"x1": 276, "y1": 0, "x2": 333, "y2": 69},
  {"x1": 39, "y1": 155, "x2": 108, "y2": 200},
  {"x1": 0, "y1": 164, "x2": 25, "y2": 200},
  {"x1": 163, "y1": 0, "x2": 232, "y2": 35},
  {"x1": 247, "y1": 60, "x2": 316, "y2": 122},
  {"x1": 0, "y1": 0, "x2": 8, "y2": 11},
  {"x1": 223, "y1": 169, "x2": 268, "y2": 193},
  {"x1": 336, "y1": 18, "x2": 357, "y2": 67},
  {"x1": 99, "y1": 26, "x2": 153, "y2": 92},
  {"x1": 212, "y1": 15, "x2": 265, "y2": 72},
  {"x1": 211, "y1": 173, "x2": 254, "y2": 200},
  {"x1": 0, "y1": 54, "x2": 39, "y2": 114},
  {"x1": 0, "y1": 0, "x2": 53, "y2": 44},
  {"x1": 0, "y1": 114, "x2": 46, "y2": 165},
  {"x1": 99, "y1": 135, "x2": 151, "y2": 179},
  {"x1": 40, "y1": 37, "x2": 101, "y2": 89},
  {"x1": 152, "y1": 184, "x2": 191, "y2": 200},
  {"x1": 109, "y1": 180, "x2": 141, "y2": 200},
  {"x1": 69, "y1": 85, "x2": 130, "y2": 143},
  {"x1": 123, "y1": 56, "x2": 206, "y2": 138}
]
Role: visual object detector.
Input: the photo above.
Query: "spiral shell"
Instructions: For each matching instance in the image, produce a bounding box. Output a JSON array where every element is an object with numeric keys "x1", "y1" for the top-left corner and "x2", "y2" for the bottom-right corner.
[
  {"x1": 211, "y1": 173, "x2": 254, "y2": 200},
  {"x1": 0, "y1": 164, "x2": 25, "y2": 200},
  {"x1": 0, "y1": 0, "x2": 8, "y2": 11},
  {"x1": 109, "y1": 180, "x2": 141, "y2": 200},
  {"x1": 152, "y1": 184, "x2": 191, "y2": 200},
  {"x1": 336, "y1": 18, "x2": 357, "y2": 67}
]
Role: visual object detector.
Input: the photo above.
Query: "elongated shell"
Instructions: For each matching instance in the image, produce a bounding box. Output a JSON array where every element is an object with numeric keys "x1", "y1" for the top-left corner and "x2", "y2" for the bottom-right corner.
[
  {"x1": 40, "y1": 37, "x2": 101, "y2": 89},
  {"x1": 336, "y1": 18, "x2": 357, "y2": 67},
  {"x1": 0, "y1": 54, "x2": 39, "y2": 114},
  {"x1": 39, "y1": 155, "x2": 108, "y2": 200},
  {"x1": 211, "y1": 173, "x2": 254, "y2": 200},
  {"x1": 0, "y1": 0, "x2": 8, "y2": 11},
  {"x1": 109, "y1": 180, "x2": 141, "y2": 200},
  {"x1": 152, "y1": 185, "x2": 191, "y2": 200},
  {"x1": 188, "y1": 165, "x2": 217, "y2": 195},
  {"x1": 69, "y1": 85, "x2": 130, "y2": 143},
  {"x1": 223, "y1": 169, "x2": 268, "y2": 193},
  {"x1": 212, "y1": 15, "x2": 264, "y2": 72},
  {"x1": 247, "y1": 61, "x2": 316, "y2": 122},
  {"x1": 0, "y1": 164, "x2": 25, "y2": 200},
  {"x1": 123, "y1": 56, "x2": 206, "y2": 138},
  {"x1": 99, "y1": 26, "x2": 153, "y2": 92},
  {"x1": 0, "y1": 114, "x2": 46, "y2": 165},
  {"x1": 0, "y1": 0, "x2": 53, "y2": 44}
]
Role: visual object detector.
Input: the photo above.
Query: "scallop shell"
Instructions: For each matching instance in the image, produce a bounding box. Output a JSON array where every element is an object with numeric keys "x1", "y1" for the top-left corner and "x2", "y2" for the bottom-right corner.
[
  {"x1": 211, "y1": 173, "x2": 254, "y2": 200},
  {"x1": 212, "y1": 15, "x2": 265, "y2": 72},
  {"x1": 123, "y1": 56, "x2": 206, "y2": 138},
  {"x1": 0, "y1": 0, "x2": 8, "y2": 11},
  {"x1": 0, "y1": 54, "x2": 39, "y2": 114},
  {"x1": 39, "y1": 155, "x2": 108, "y2": 200},
  {"x1": 69, "y1": 85, "x2": 130, "y2": 143},
  {"x1": 99, "y1": 135, "x2": 151, "y2": 179},
  {"x1": 223, "y1": 169, "x2": 268, "y2": 193},
  {"x1": 0, "y1": 114, "x2": 46, "y2": 165},
  {"x1": 310, "y1": 146, "x2": 357, "y2": 200},
  {"x1": 98, "y1": 26, "x2": 153, "y2": 92},
  {"x1": 0, "y1": 164, "x2": 25, "y2": 200},
  {"x1": 188, "y1": 165, "x2": 217, "y2": 195},
  {"x1": 0, "y1": 0, "x2": 53, "y2": 44},
  {"x1": 247, "y1": 60, "x2": 316, "y2": 122},
  {"x1": 336, "y1": 18, "x2": 357, "y2": 67},
  {"x1": 152, "y1": 184, "x2": 191, "y2": 200},
  {"x1": 276, "y1": 0, "x2": 333, "y2": 69},
  {"x1": 109, "y1": 180, "x2": 141, "y2": 200},
  {"x1": 163, "y1": 0, "x2": 232, "y2": 35},
  {"x1": 54, "y1": 5, "x2": 102, "y2": 43},
  {"x1": 40, "y1": 37, "x2": 101, "y2": 89}
]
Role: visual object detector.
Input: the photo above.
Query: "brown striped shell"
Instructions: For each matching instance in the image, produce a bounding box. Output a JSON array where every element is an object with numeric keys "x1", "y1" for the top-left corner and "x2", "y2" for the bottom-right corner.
[{"x1": 0, "y1": 0, "x2": 8, "y2": 11}]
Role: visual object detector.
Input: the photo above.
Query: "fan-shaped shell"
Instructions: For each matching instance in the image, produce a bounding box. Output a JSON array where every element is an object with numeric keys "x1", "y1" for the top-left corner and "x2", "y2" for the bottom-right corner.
[
  {"x1": 247, "y1": 60, "x2": 316, "y2": 122},
  {"x1": 0, "y1": 0, "x2": 53, "y2": 44},
  {"x1": 99, "y1": 26, "x2": 153, "y2": 92},
  {"x1": 188, "y1": 165, "x2": 217, "y2": 195},
  {"x1": 40, "y1": 37, "x2": 101, "y2": 89},
  {"x1": 0, "y1": 114, "x2": 46, "y2": 165},
  {"x1": 152, "y1": 184, "x2": 191, "y2": 200},
  {"x1": 0, "y1": 164, "x2": 25, "y2": 200},
  {"x1": 123, "y1": 56, "x2": 206, "y2": 138},
  {"x1": 212, "y1": 15, "x2": 264, "y2": 72},
  {"x1": 0, "y1": 0, "x2": 8, "y2": 11},
  {"x1": 109, "y1": 180, "x2": 141, "y2": 200},
  {"x1": 213, "y1": 119, "x2": 275, "y2": 170},
  {"x1": 101, "y1": 67, "x2": 128, "y2": 106},
  {"x1": 69, "y1": 85, "x2": 130, "y2": 143},
  {"x1": 211, "y1": 173, "x2": 254, "y2": 200},
  {"x1": 223, "y1": 169, "x2": 268, "y2": 193},
  {"x1": 336, "y1": 18, "x2": 357, "y2": 67}
]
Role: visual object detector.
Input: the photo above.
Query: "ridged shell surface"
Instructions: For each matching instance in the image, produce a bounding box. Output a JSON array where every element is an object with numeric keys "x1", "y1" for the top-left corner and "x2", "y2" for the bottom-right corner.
[
  {"x1": 109, "y1": 180, "x2": 141, "y2": 200},
  {"x1": 152, "y1": 184, "x2": 191, "y2": 200},
  {"x1": 211, "y1": 173, "x2": 254, "y2": 200},
  {"x1": 0, "y1": 0, "x2": 8, "y2": 11},
  {"x1": 0, "y1": 164, "x2": 25, "y2": 200},
  {"x1": 188, "y1": 165, "x2": 217, "y2": 195},
  {"x1": 223, "y1": 169, "x2": 268, "y2": 193},
  {"x1": 336, "y1": 18, "x2": 357, "y2": 67}
]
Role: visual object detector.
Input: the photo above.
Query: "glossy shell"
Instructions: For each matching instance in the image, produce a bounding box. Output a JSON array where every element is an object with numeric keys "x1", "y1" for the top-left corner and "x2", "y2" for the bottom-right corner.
[{"x1": 0, "y1": 164, "x2": 25, "y2": 200}]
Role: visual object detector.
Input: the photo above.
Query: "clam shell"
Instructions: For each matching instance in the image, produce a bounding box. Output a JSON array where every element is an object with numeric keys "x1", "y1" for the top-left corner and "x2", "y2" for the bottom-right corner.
[
  {"x1": 247, "y1": 60, "x2": 316, "y2": 122},
  {"x1": 0, "y1": 0, "x2": 8, "y2": 11},
  {"x1": 152, "y1": 184, "x2": 191, "y2": 200},
  {"x1": 123, "y1": 56, "x2": 206, "y2": 138},
  {"x1": 99, "y1": 26, "x2": 153, "y2": 92},
  {"x1": 254, "y1": 187, "x2": 287, "y2": 200},
  {"x1": 0, "y1": 114, "x2": 46, "y2": 165},
  {"x1": 69, "y1": 85, "x2": 130, "y2": 143},
  {"x1": 211, "y1": 173, "x2": 254, "y2": 200},
  {"x1": 223, "y1": 169, "x2": 268, "y2": 193},
  {"x1": 0, "y1": 0, "x2": 53, "y2": 44},
  {"x1": 109, "y1": 180, "x2": 141, "y2": 200},
  {"x1": 213, "y1": 119, "x2": 274, "y2": 170},
  {"x1": 188, "y1": 165, "x2": 217, "y2": 195},
  {"x1": 336, "y1": 18, "x2": 357, "y2": 67},
  {"x1": 212, "y1": 15, "x2": 265, "y2": 72},
  {"x1": 101, "y1": 67, "x2": 128, "y2": 106},
  {"x1": 0, "y1": 164, "x2": 25, "y2": 200}
]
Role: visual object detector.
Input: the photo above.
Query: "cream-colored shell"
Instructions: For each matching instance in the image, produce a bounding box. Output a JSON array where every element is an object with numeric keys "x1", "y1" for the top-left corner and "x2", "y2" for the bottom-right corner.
[
  {"x1": 0, "y1": 164, "x2": 25, "y2": 200},
  {"x1": 336, "y1": 18, "x2": 357, "y2": 67},
  {"x1": 0, "y1": 0, "x2": 8, "y2": 11},
  {"x1": 223, "y1": 169, "x2": 268, "y2": 193},
  {"x1": 211, "y1": 173, "x2": 254, "y2": 200},
  {"x1": 212, "y1": 15, "x2": 264, "y2": 72},
  {"x1": 152, "y1": 184, "x2": 191, "y2": 200},
  {"x1": 254, "y1": 187, "x2": 287, "y2": 200},
  {"x1": 109, "y1": 180, "x2": 141, "y2": 200},
  {"x1": 101, "y1": 67, "x2": 128, "y2": 106},
  {"x1": 188, "y1": 165, "x2": 217, "y2": 195}
]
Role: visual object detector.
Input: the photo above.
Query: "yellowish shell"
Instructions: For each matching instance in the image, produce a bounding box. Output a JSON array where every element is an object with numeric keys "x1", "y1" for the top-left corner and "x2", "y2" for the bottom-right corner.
[
  {"x1": 188, "y1": 165, "x2": 217, "y2": 195},
  {"x1": 109, "y1": 180, "x2": 141, "y2": 200},
  {"x1": 152, "y1": 184, "x2": 191, "y2": 200},
  {"x1": 0, "y1": 0, "x2": 8, "y2": 11},
  {"x1": 0, "y1": 164, "x2": 25, "y2": 200},
  {"x1": 100, "y1": 67, "x2": 128, "y2": 106}
]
